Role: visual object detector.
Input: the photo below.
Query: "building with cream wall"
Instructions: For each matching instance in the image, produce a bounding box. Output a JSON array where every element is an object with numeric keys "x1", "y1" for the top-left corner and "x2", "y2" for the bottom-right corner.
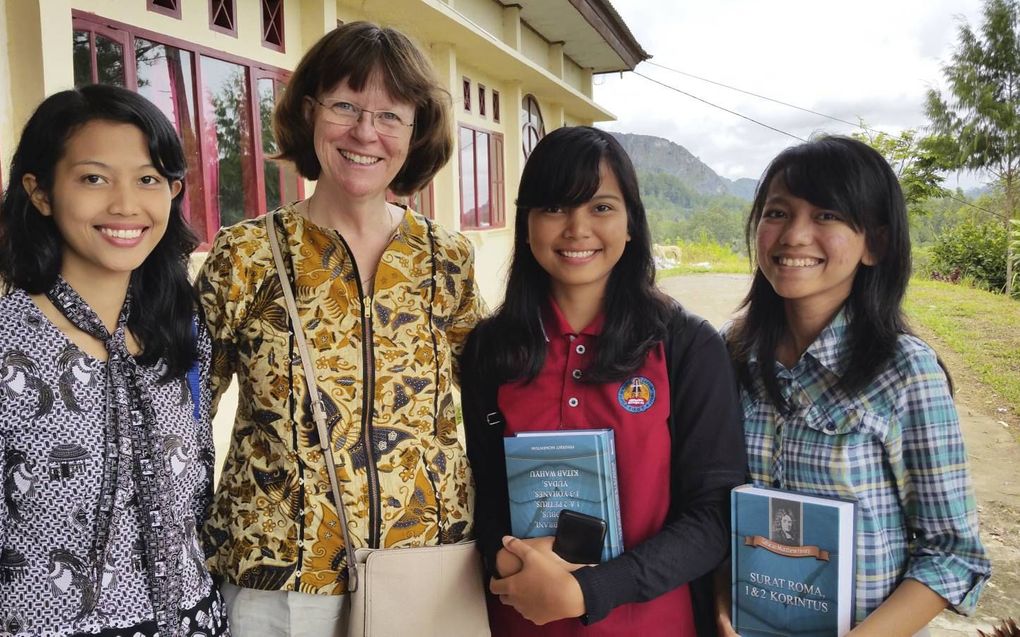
[{"x1": 0, "y1": 0, "x2": 647, "y2": 304}]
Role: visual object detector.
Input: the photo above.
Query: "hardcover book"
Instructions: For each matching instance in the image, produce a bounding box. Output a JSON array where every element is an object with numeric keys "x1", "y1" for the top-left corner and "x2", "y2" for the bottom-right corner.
[
  {"x1": 504, "y1": 429, "x2": 623, "y2": 562},
  {"x1": 731, "y1": 485, "x2": 856, "y2": 637}
]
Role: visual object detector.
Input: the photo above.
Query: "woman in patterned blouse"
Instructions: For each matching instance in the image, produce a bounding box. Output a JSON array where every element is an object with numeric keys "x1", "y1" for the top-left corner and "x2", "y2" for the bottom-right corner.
[
  {"x1": 195, "y1": 21, "x2": 485, "y2": 636},
  {"x1": 0, "y1": 85, "x2": 227, "y2": 635},
  {"x1": 718, "y1": 136, "x2": 990, "y2": 636}
]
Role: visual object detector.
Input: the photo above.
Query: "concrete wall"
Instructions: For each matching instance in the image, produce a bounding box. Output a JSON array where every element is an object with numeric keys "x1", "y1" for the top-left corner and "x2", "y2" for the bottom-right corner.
[{"x1": 449, "y1": 0, "x2": 502, "y2": 38}]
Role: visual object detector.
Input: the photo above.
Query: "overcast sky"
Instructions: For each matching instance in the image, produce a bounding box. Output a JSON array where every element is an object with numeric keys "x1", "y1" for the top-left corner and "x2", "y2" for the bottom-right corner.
[{"x1": 594, "y1": 0, "x2": 988, "y2": 188}]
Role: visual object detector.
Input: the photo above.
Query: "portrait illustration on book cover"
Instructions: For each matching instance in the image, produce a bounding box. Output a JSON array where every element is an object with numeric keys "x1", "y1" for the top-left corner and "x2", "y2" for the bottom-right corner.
[{"x1": 770, "y1": 499, "x2": 802, "y2": 547}]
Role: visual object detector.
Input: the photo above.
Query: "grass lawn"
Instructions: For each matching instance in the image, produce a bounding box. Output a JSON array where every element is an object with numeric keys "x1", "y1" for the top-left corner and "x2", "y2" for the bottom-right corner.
[
  {"x1": 656, "y1": 262, "x2": 750, "y2": 278},
  {"x1": 904, "y1": 278, "x2": 1020, "y2": 417}
]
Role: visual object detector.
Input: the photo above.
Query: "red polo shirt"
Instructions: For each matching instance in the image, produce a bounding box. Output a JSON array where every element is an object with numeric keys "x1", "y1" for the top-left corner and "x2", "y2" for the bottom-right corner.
[{"x1": 489, "y1": 299, "x2": 696, "y2": 637}]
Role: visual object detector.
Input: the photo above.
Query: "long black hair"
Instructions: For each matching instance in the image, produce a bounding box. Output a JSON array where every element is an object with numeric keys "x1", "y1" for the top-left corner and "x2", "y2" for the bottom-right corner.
[
  {"x1": 728, "y1": 136, "x2": 912, "y2": 410},
  {"x1": 0, "y1": 84, "x2": 198, "y2": 379},
  {"x1": 466, "y1": 126, "x2": 673, "y2": 385}
]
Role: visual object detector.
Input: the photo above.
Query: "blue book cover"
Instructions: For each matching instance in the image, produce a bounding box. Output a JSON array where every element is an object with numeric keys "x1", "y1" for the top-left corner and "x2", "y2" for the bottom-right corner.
[
  {"x1": 731, "y1": 485, "x2": 855, "y2": 637},
  {"x1": 505, "y1": 429, "x2": 623, "y2": 561}
]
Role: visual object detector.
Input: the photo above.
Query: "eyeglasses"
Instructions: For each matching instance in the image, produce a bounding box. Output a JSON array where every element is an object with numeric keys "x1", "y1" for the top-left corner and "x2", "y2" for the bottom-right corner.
[{"x1": 312, "y1": 98, "x2": 414, "y2": 137}]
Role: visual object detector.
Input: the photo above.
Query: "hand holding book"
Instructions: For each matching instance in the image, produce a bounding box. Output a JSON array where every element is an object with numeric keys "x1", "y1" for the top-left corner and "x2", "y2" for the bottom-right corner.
[
  {"x1": 489, "y1": 535, "x2": 587, "y2": 625},
  {"x1": 495, "y1": 535, "x2": 586, "y2": 578}
]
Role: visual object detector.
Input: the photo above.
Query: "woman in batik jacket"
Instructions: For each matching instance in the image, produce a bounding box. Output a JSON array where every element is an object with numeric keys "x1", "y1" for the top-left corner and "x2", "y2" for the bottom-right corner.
[
  {"x1": 0, "y1": 85, "x2": 227, "y2": 635},
  {"x1": 195, "y1": 21, "x2": 485, "y2": 635}
]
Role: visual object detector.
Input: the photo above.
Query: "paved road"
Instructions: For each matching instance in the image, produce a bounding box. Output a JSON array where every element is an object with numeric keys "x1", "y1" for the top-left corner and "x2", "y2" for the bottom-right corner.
[{"x1": 660, "y1": 273, "x2": 1019, "y2": 635}]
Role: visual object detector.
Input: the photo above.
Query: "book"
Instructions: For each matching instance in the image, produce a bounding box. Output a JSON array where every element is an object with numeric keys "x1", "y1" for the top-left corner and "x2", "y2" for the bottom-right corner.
[
  {"x1": 731, "y1": 484, "x2": 856, "y2": 637},
  {"x1": 504, "y1": 429, "x2": 623, "y2": 562}
]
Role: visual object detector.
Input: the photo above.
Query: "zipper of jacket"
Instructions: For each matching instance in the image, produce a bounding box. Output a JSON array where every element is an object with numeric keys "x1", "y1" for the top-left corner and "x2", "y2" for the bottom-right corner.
[
  {"x1": 360, "y1": 288, "x2": 381, "y2": 548},
  {"x1": 329, "y1": 230, "x2": 382, "y2": 549}
]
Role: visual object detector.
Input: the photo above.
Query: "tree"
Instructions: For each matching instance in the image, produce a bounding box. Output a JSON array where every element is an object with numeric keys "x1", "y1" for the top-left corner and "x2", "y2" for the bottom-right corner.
[
  {"x1": 1011, "y1": 218, "x2": 1020, "y2": 294},
  {"x1": 923, "y1": 0, "x2": 1020, "y2": 294},
  {"x1": 851, "y1": 126, "x2": 948, "y2": 209}
]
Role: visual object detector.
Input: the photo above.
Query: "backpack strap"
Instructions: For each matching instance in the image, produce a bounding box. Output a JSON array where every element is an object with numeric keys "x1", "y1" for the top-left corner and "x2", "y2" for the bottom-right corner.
[
  {"x1": 187, "y1": 316, "x2": 202, "y2": 422},
  {"x1": 663, "y1": 302, "x2": 698, "y2": 440}
]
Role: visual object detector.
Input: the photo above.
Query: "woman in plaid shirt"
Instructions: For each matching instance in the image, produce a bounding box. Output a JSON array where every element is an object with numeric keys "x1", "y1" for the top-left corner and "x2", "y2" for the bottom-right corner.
[{"x1": 719, "y1": 136, "x2": 990, "y2": 636}]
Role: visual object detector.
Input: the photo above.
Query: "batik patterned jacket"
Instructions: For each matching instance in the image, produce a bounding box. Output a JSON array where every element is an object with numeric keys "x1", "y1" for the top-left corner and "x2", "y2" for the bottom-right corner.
[{"x1": 196, "y1": 204, "x2": 485, "y2": 595}]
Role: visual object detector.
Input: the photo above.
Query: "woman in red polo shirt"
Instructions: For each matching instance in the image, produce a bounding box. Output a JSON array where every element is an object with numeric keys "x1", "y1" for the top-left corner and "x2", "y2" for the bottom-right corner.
[{"x1": 460, "y1": 126, "x2": 747, "y2": 636}]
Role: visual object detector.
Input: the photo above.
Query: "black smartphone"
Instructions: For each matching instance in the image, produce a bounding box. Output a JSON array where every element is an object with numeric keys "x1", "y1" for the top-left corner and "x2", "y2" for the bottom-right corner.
[{"x1": 552, "y1": 510, "x2": 607, "y2": 564}]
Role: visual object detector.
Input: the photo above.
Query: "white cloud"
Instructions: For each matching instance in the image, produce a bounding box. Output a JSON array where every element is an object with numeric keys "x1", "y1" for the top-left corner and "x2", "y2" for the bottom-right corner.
[{"x1": 596, "y1": 0, "x2": 987, "y2": 187}]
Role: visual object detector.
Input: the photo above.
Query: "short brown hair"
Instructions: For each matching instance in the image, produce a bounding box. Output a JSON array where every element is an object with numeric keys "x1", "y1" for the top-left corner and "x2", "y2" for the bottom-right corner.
[{"x1": 274, "y1": 21, "x2": 452, "y2": 195}]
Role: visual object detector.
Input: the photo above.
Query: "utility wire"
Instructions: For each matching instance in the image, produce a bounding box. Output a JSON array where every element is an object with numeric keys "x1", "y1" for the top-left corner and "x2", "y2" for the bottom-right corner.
[
  {"x1": 644, "y1": 61, "x2": 880, "y2": 134},
  {"x1": 944, "y1": 192, "x2": 1006, "y2": 220},
  {"x1": 632, "y1": 66, "x2": 1003, "y2": 220},
  {"x1": 632, "y1": 71, "x2": 806, "y2": 142}
]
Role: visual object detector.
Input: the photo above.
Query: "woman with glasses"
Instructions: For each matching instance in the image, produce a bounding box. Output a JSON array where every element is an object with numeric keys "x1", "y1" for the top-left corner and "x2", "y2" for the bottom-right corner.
[{"x1": 195, "y1": 21, "x2": 486, "y2": 636}]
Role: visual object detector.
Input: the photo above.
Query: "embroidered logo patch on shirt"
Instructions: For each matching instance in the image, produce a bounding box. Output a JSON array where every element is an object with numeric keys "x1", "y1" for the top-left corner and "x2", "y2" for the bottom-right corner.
[{"x1": 618, "y1": 376, "x2": 655, "y2": 413}]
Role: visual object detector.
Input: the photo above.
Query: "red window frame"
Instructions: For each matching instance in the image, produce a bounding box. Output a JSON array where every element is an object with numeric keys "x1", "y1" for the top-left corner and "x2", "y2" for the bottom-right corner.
[
  {"x1": 492, "y1": 90, "x2": 501, "y2": 123},
  {"x1": 71, "y1": 11, "x2": 302, "y2": 246},
  {"x1": 209, "y1": 0, "x2": 237, "y2": 37},
  {"x1": 478, "y1": 84, "x2": 486, "y2": 117},
  {"x1": 73, "y1": 23, "x2": 134, "y2": 87},
  {"x1": 462, "y1": 77, "x2": 471, "y2": 112},
  {"x1": 147, "y1": 0, "x2": 181, "y2": 19},
  {"x1": 261, "y1": 0, "x2": 285, "y2": 52},
  {"x1": 459, "y1": 124, "x2": 505, "y2": 230}
]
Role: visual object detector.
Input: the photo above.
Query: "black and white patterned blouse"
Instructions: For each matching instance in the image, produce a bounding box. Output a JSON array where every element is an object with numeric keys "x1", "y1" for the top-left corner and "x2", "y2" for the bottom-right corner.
[{"x1": 0, "y1": 289, "x2": 228, "y2": 636}]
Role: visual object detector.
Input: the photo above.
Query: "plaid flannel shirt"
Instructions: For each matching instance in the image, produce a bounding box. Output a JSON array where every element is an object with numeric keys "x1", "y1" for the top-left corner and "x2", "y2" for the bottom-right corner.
[{"x1": 738, "y1": 310, "x2": 990, "y2": 623}]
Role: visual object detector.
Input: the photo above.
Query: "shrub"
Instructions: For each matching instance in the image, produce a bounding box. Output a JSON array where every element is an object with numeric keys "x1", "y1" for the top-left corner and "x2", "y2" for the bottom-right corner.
[
  {"x1": 911, "y1": 246, "x2": 934, "y2": 279},
  {"x1": 930, "y1": 220, "x2": 1007, "y2": 292}
]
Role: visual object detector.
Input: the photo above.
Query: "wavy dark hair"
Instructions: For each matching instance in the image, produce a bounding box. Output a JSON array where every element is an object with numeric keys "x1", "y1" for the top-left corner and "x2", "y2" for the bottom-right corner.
[
  {"x1": 273, "y1": 20, "x2": 452, "y2": 195},
  {"x1": 728, "y1": 135, "x2": 912, "y2": 410},
  {"x1": 467, "y1": 126, "x2": 673, "y2": 385},
  {"x1": 0, "y1": 84, "x2": 198, "y2": 379}
]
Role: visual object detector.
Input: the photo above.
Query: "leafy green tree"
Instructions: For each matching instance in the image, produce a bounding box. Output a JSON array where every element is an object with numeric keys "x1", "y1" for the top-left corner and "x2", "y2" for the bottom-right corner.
[
  {"x1": 908, "y1": 189, "x2": 975, "y2": 245},
  {"x1": 851, "y1": 126, "x2": 948, "y2": 208},
  {"x1": 1011, "y1": 218, "x2": 1020, "y2": 294},
  {"x1": 923, "y1": 0, "x2": 1020, "y2": 294}
]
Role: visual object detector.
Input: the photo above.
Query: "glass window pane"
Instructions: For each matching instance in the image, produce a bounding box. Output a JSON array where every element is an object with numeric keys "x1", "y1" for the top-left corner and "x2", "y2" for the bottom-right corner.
[
  {"x1": 95, "y1": 35, "x2": 125, "y2": 87},
  {"x1": 459, "y1": 127, "x2": 476, "y2": 227},
  {"x1": 73, "y1": 31, "x2": 92, "y2": 87},
  {"x1": 258, "y1": 77, "x2": 281, "y2": 211},
  {"x1": 135, "y1": 38, "x2": 205, "y2": 236},
  {"x1": 201, "y1": 55, "x2": 254, "y2": 229},
  {"x1": 476, "y1": 131, "x2": 490, "y2": 227}
]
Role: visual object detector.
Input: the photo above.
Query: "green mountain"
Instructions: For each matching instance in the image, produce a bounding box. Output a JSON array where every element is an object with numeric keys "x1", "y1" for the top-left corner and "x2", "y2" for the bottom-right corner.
[
  {"x1": 609, "y1": 132, "x2": 754, "y2": 249},
  {"x1": 610, "y1": 132, "x2": 756, "y2": 199}
]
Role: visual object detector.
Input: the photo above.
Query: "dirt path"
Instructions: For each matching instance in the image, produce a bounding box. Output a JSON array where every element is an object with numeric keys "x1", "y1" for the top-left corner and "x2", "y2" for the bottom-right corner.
[{"x1": 660, "y1": 273, "x2": 1019, "y2": 635}]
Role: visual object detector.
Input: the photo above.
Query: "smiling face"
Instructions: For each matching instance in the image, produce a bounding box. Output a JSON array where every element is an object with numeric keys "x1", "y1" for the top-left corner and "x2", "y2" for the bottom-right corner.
[
  {"x1": 24, "y1": 120, "x2": 181, "y2": 289},
  {"x1": 755, "y1": 177, "x2": 875, "y2": 319},
  {"x1": 308, "y1": 71, "x2": 414, "y2": 204},
  {"x1": 527, "y1": 161, "x2": 630, "y2": 305}
]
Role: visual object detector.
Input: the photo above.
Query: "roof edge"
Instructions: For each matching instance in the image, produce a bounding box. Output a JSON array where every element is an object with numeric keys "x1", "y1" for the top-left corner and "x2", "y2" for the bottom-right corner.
[{"x1": 571, "y1": 0, "x2": 650, "y2": 71}]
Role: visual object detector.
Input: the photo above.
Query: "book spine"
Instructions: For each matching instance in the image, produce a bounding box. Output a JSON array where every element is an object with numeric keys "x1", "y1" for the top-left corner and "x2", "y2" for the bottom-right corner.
[
  {"x1": 730, "y1": 489, "x2": 739, "y2": 629},
  {"x1": 603, "y1": 432, "x2": 624, "y2": 559}
]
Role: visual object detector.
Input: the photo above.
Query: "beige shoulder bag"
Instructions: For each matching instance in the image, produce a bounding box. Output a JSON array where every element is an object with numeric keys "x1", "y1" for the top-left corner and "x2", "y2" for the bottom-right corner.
[{"x1": 265, "y1": 211, "x2": 490, "y2": 637}]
